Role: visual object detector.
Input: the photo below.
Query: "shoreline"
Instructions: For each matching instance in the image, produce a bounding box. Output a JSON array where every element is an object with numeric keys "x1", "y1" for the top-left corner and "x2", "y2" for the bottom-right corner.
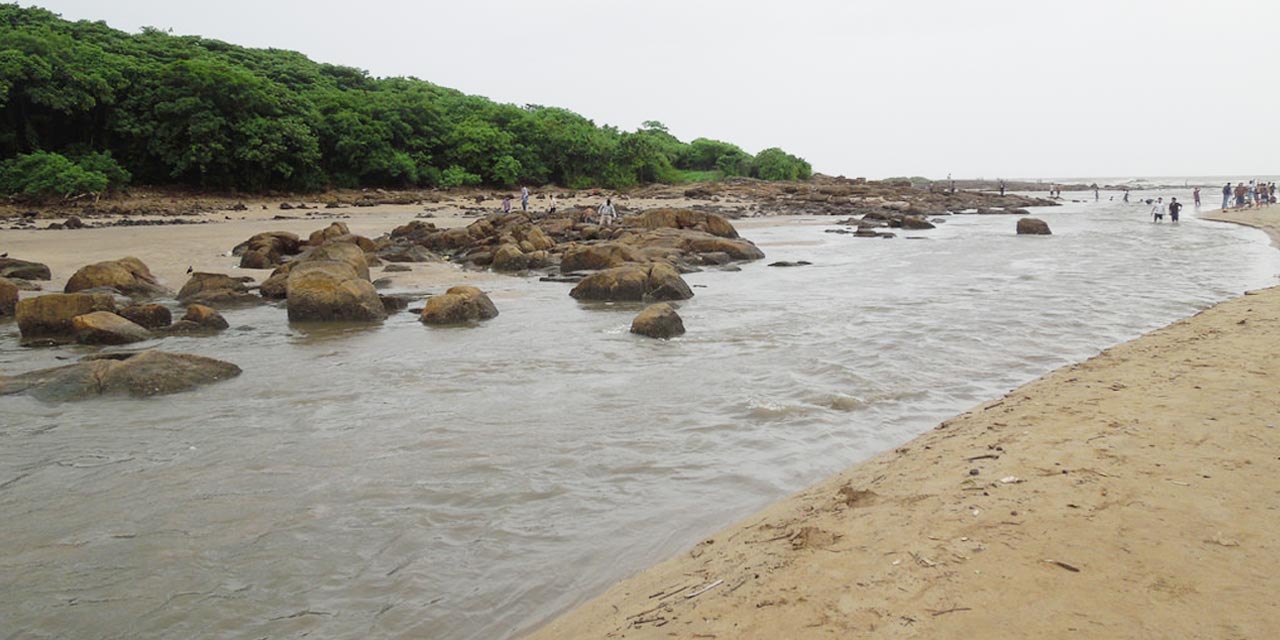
[{"x1": 525, "y1": 209, "x2": 1280, "y2": 638}]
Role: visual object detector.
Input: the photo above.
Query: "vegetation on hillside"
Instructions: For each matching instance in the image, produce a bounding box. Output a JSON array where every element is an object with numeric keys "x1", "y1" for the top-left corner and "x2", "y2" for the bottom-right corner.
[{"x1": 0, "y1": 5, "x2": 812, "y2": 198}]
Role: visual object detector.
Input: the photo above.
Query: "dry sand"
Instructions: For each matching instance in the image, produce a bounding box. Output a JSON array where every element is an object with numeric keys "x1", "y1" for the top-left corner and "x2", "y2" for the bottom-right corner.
[{"x1": 526, "y1": 208, "x2": 1280, "y2": 639}]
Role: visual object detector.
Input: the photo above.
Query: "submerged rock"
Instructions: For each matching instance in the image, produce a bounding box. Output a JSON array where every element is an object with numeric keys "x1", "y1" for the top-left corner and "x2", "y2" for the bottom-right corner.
[
  {"x1": 569, "y1": 263, "x2": 694, "y2": 302},
  {"x1": 178, "y1": 272, "x2": 259, "y2": 307},
  {"x1": 0, "y1": 277, "x2": 17, "y2": 316},
  {"x1": 1016, "y1": 217, "x2": 1052, "y2": 235},
  {"x1": 65, "y1": 257, "x2": 172, "y2": 299},
  {"x1": 0, "y1": 351, "x2": 241, "y2": 402},
  {"x1": 182, "y1": 304, "x2": 229, "y2": 330},
  {"x1": 630, "y1": 303, "x2": 686, "y2": 339},
  {"x1": 420, "y1": 286, "x2": 499, "y2": 325},
  {"x1": 118, "y1": 303, "x2": 173, "y2": 329}
]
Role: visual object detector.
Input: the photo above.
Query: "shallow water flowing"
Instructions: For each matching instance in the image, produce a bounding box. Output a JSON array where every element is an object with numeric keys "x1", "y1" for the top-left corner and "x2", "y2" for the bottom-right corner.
[{"x1": 2, "y1": 194, "x2": 1277, "y2": 639}]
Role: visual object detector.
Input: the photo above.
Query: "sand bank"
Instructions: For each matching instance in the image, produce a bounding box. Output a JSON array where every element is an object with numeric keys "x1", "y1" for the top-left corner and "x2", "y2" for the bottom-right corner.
[
  {"x1": 1202, "y1": 206, "x2": 1280, "y2": 247},
  {"x1": 528, "y1": 259, "x2": 1280, "y2": 634}
]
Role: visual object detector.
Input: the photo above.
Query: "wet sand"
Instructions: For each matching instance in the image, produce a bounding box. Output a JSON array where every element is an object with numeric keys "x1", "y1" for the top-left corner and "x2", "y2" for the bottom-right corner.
[{"x1": 526, "y1": 209, "x2": 1280, "y2": 638}]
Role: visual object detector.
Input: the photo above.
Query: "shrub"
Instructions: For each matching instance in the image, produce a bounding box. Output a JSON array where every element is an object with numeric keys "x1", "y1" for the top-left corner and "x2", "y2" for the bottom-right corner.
[{"x1": 0, "y1": 151, "x2": 110, "y2": 198}]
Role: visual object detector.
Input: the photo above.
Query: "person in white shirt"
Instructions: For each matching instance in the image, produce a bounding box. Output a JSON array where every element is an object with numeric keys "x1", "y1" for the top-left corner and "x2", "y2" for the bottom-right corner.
[{"x1": 597, "y1": 198, "x2": 617, "y2": 226}]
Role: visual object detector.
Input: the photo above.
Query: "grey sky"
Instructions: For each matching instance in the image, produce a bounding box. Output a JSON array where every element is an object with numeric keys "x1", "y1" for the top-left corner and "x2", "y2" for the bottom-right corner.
[{"x1": 25, "y1": 0, "x2": 1280, "y2": 179}]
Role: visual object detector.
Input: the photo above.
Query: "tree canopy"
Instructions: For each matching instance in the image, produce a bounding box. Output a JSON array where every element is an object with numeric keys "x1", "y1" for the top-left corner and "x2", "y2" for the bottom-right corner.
[{"x1": 0, "y1": 5, "x2": 813, "y2": 197}]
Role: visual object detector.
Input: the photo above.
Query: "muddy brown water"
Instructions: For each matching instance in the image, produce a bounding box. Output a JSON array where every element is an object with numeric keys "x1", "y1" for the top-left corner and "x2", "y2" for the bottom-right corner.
[{"x1": 2, "y1": 194, "x2": 1278, "y2": 639}]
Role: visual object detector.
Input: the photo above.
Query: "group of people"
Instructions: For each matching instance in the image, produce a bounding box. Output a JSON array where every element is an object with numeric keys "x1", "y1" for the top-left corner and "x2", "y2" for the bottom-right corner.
[
  {"x1": 1148, "y1": 196, "x2": 1183, "y2": 223},
  {"x1": 1221, "y1": 181, "x2": 1276, "y2": 209},
  {"x1": 499, "y1": 187, "x2": 619, "y2": 225}
]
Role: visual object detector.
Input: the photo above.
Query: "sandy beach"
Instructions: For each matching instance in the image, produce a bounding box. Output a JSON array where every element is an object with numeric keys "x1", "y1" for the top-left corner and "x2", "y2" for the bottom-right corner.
[{"x1": 526, "y1": 208, "x2": 1280, "y2": 639}]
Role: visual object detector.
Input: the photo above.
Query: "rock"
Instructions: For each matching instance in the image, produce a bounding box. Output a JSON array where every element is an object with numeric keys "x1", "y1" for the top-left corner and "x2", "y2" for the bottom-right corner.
[
  {"x1": 182, "y1": 304, "x2": 229, "y2": 330},
  {"x1": 0, "y1": 258, "x2": 52, "y2": 281},
  {"x1": 63, "y1": 216, "x2": 85, "y2": 229},
  {"x1": 1016, "y1": 217, "x2": 1052, "y2": 235},
  {"x1": 232, "y1": 231, "x2": 302, "y2": 267},
  {"x1": 0, "y1": 351, "x2": 241, "y2": 402},
  {"x1": 380, "y1": 294, "x2": 412, "y2": 313},
  {"x1": 492, "y1": 244, "x2": 529, "y2": 271},
  {"x1": 0, "y1": 277, "x2": 16, "y2": 316},
  {"x1": 6, "y1": 278, "x2": 42, "y2": 291},
  {"x1": 16, "y1": 293, "x2": 117, "y2": 342},
  {"x1": 239, "y1": 249, "x2": 275, "y2": 269},
  {"x1": 177, "y1": 272, "x2": 258, "y2": 307},
  {"x1": 307, "y1": 221, "x2": 351, "y2": 246},
  {"x1": 328, "y1": 233, "x2": 377, "y2": 252},
  {"x1": 380, "y1": 244, "x2": 437, "y2": 263},
  {"x1": 630, "y1": 303, "x2": 686, "y2": 339},
  {"x1": 900, "y1": 216, "x2": 936, "y2": 230},
  {"x1": 71, "y1": 311, "x2": 152, "y2": 345},
  {"x1": 560, "y1": 243, "x2": 646, "y2": 271},
  {"x1": 569, "y1": 263, "x2": 694, "y2": 302},
  {"x1": 286, "y1": 261, "x2": 386, "y2": 322},
  {"x1": 303, "y1": 242, "x2": 371, "y2": 280},
  {"x1": 623, "y1": 208, "x2": 740, "y2": 238},
  {"x1": 118, "y1": 303, "x2": 172, "y2": 329},
  {"x1": 420, "y1": 286, "x2": 499, "y2": 325},
  {"x1": 768, "y1": 261, "x2": 813, "y2": 267},
  {"x1": 383, "y1": 264, "x2": 412, "y2": 273},
  {"x1": 64, "y1": 257, "x2": 172, "y2": 299}
]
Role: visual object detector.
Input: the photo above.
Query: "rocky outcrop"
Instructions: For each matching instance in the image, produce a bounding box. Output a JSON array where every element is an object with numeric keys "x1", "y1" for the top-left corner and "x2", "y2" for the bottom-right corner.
[
  {"x1": 181, "y1": 304, "x2": 229, "y2": 330},
  {"x1": 899, "y1": 216, "x2": 936, "y2": 230},
  {"x1": 177, "y1": 272, "x2": 259, "y2": 307},
  {"x1": 623, "y1": 208, "x2": 739, "y2": 238},
  {"x1": 304, "y1": 242, "x2": 371, "y2": 280},
  {"x1": 569, "y1": 263, "x2": 694, "y2": 302},
  {"x1": 71, "y1": 311, "x2": 152, "y2": 345},
  {"x1": 1016, "y1": 217, "x2": 1052, "y2": 235},
  {"x1": 0, "y1": 277, "x2": 17, "y2": 316},
  {"x1": 64, "y1": 257, "x2": 171, "y2": 299},
  {"x1": 560, "y1": 243, "x2": 647, "y2": 272},
  {"x1": 420, "y1": 286, "x2": 499, "y2": 325},
  {"x1": 630, "y1": 303, "x2": 686, "y2": 339},
  {"x1": 15, "y1": 293, "x2": 117, "y2": 342},
  {"x1": 286, "y1": 261, "x2": 386, "y2": 322},
  {"x1": 0, "y1": 258, "x2": 51, "y2": 281},
  {"x1": 492, "y1": 244, "x2": 530, "y2": 272},
  {"x1": 0, "y1": 351, "x2": 242, "y2": 402},
  {"x1": 233, "y1": 231, "x2": 302, "y2": 269},
  {"x1": 118, "y1": 303, "x2": 172, "y2": 329},
  {"x1": 307, "y1": 221, "x2": 352, "y2": 246}
]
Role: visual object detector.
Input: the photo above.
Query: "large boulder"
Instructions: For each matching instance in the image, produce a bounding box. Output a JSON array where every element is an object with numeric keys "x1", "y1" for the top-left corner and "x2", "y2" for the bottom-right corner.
[
  {"x1": 182, "y1": 304, "x2": 229, "y2": 330},
  {"x1": 569, "y1": 263, "x2": 694, "y2": 302},
  {"x1": 118, "y1": 303, "x2": 172, "y2": 329},
  {"x1": 623, "y1": 209, "x2": 740, "y2": 239},
  {"x1": 286, "y1": 261, "x2": 386, "y2": 322},
  {"x1": 900, "y1": 215, "x2": 936, "y2": 230},
  {"x1": 630, "y1": 303, "x2": 686, "y2": 339},
  {"x1": 64, "y1": 257, "x2": 171, "y2": 298},
  {"x1": 620, "y1": 228, "x2": 765, "y2": 263},
  {"x1": 307, "y1": 222, "x2": 351, "y2": 246},
  {"x1": 71, "y1": 311, "x2": 152, "y2": 345},
  {"x1": 303, "y1": 242, "x2": 371, "y2": 280},
  {"x1": 0, "y1": 351, "x2": 241, "y2": 402},
  {"x1": 492, "y1": 244, "x2": 530, "y2": 271},
  {"x1": 420, "y1": 286, "x2": 499, "y2": 325},
  {"x1": 177, "y1": 272, "x2": 259, "y2": 307},
  {"x1": 560, "y1": 243, "x2": 647, "y2": 272},
  {"x1": 0, "y1": 258, "x2": 52, "y2": 281},
  {"x1": 0, "y1": 277, "x2": 16, "y2": 316},
  {"x1": 233, "y1": 231, "x2": 302, "y2": 268},
  {"x1": 327, "y1": 233, "x2": 377, "y2": 252},
  {"x1": 379, "y1": 244, "x2": 438, "y2": 263},
  {"x1": 15, "y1": 293, "x2": 117, "y2": 341},
  {"x1": 1016, "y1": 217, "x2": 1052, "y2": 235}
]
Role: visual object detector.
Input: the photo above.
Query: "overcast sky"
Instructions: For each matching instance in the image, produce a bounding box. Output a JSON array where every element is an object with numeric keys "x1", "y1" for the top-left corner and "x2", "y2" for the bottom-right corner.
[{"x1": 26, "y1": 0, "x2": 1280, "y2": 179}]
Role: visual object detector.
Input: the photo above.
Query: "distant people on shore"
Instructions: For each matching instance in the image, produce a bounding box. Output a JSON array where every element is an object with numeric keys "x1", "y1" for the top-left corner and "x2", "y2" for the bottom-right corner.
[
  {"x1": 1123, "y1": 189, "x2": 1129, "y2": 203},
  {"x1": 597, "y1": 198, "x2": 617, "y2": 226},
  {"x1": 998, "y1": 180, "x2": 1006, "y2": 196},
  {"x1": 1222, "y1": 183, "x2": 1232, "y2": 209},
  {"x1": 502, "y1": 195, "x2": 512, "y2": 214},
  {"x1": 1234, "y1": 183, "x2": 1246, "y2": 208},
  {"x1": 520, "y1": 186, "x2": 530, "y2": 212},
  {"x1": 547, "y1": 195, "x2": 558, "y2": 216},
  {"x1": 1192, "y1": 187, "x2": 1201, "y2": 207},
  {"x1": 1168, "y1": 197, "x2": 1182, "y2": 223}
]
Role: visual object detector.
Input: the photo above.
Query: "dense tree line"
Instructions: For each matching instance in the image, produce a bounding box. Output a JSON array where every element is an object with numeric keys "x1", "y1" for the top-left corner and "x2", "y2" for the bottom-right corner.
[{"x1": 0, "y1": 5, "x2": 812, "y2": 197}]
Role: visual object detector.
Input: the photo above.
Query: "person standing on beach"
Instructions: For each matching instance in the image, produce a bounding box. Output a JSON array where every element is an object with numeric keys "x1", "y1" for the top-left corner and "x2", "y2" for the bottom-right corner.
[
  {"x1": 1234, "y1": 183, "x2": 1246, "y2": 208},
  {"x1": 520, "y1": 186, "x2": 530, "y2": 212},
  {"x1": 597, "y1": 198, "x2": 616, "y2": 226},
  {"x1": 1193, "y1": 187, "x2": 1201, "y2": 207},
  {"x1": 1151, "y1": 201, "x2": 1164, "y2": 222},
  {"x1": 1093, "y1": 185, "x2": 1100, "y2": 200},
  {"x1": 1123, "y1": 189, "x2": 1129, "y2": 203},
  {"x1": 1222, "y1": 182, "x2": 1232, "y2": 209},
  {"x1": 1169, "y1": 197, "x2": 1182, "y2": 223},
  {"x1": 998, "y1": 180, "x2": 1006, "y2": 196},
  {"x1": 502, "y1": 196, "x2": 512, "y2": 214},
  {"x1": 547, "y1": 195, "x2": 558, "y2": 216}
]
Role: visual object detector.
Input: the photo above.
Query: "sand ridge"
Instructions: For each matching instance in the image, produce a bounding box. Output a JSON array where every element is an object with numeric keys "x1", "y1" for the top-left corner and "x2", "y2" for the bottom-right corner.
[{"x1": 526, "y1": 211, "x2": 1280, "y2": 638}]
